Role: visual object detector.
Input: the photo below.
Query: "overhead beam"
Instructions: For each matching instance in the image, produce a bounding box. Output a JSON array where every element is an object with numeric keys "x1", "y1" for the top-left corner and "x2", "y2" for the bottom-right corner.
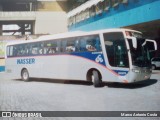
[
  {"x1": 0, "y1": 0, "x2": 37, "y2": 3},
  {"x1": 2, "y1": 29, "x2": 32, "y2": 33}
]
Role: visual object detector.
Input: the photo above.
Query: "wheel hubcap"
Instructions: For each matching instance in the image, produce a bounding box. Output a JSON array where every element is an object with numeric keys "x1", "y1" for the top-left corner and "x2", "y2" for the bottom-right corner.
[
  {"x1": 23, "y1": 72, "x2": 28, "y2": 80},
  {"x1": 91, "y1": 75, "x2": 94, "y2": 81}
]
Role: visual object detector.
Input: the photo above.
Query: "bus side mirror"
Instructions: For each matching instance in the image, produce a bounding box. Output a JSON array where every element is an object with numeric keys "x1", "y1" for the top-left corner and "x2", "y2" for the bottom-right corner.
[
  {"x1": 132, "y1": 37, "x2": 137, "y2": 49},
  {"x1": 146, "y1": 39, "x2": 157, "y2": 51}
]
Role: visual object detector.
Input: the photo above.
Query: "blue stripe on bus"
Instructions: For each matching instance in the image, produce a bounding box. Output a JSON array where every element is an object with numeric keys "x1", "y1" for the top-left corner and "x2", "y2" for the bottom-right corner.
[
  {"x1": 70, "y1": 52, "x2": 106, "y2": 66},
  {"x1": 113, "y1": 70, "x2": 129, "y2": 76},
  {"x1": 70, "y1": 53, "x2": 129, "y2": 76},
  {"x1": 60, "y1": 53, "x2": 120, "y2": 76}
]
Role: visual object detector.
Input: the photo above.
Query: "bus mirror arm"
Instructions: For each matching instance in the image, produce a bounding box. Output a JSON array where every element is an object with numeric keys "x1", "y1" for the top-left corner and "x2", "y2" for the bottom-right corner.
[
  {"x1": 146, "y1": 39, "x2": 157, "y2": 51},
  {"x1": 127, "y1": 49, "x2": 130, "y2": 52}
]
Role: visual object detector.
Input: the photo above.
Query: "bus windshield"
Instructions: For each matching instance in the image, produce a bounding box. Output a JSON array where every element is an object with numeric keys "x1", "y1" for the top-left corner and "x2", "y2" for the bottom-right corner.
[{"x1": 128, "y1": 38, "x2": 151, "y2": 67}]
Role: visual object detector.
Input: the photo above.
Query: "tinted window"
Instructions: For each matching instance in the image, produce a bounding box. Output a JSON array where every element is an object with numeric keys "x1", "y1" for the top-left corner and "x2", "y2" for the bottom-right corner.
[
  {"x1": 29, "y1": 42, "x2": 42, "y2": 55},
  {"x1": 7, "y1": 35, "x2": 102, "y2": 57},
  {"x1": 103, "y1": 32, "x2": 129, "y2": 67},
  {"x1": 66, "y1": 39, "x2": 79, "y2": 52},
  {"x1": 44, "y1": 41, "x2": 58, "y2": 55},
  {"x1": 61, "y1": 38, "x2": 79, "y2": 53},
  {"x1": 8, "y1": 44, "x2": 29, "y2": 57},
  {"x1": 60, "y1": 36, "x2": 101, "y2": 53},
  {"x1": 79, "y1": 35, "x2": 101, "y2": 52},
  {"x1": 7, "y1": 46, "x2": 13, "y2": 57}
]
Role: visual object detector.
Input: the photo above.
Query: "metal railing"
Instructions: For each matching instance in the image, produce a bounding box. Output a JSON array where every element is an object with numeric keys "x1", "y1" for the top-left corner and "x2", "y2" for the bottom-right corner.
[{"x1": 0, "y1": 11, "x2": 36, "y2": 20}]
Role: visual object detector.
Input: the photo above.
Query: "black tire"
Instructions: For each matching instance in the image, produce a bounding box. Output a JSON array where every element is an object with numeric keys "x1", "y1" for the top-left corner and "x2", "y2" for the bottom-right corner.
[
  {"x1": 21, "y1": 69, "x2": 30, "y2": 81},
  {"x1": 152, "y1": 65, "x2": 156, "y2": 70},
  {"x1": 92, "y1": 70, "x2": 102, "y2": 87}
]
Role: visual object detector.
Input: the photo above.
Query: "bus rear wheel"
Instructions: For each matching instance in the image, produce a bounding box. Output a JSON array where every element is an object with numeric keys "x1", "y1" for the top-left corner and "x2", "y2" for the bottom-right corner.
[
  {"x1": 92, "y1": 70, "x2": 102, "y2": 87},
  {"x1": 21, "y1": 69, "x2": 30, "y2": 81}
]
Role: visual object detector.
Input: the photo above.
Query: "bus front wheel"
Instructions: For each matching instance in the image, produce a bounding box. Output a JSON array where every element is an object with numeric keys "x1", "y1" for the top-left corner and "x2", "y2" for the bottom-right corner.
[
  {"x1": 21, "y1": 69, "x2": 30, "y2": 81},
  {"x1": 92, "y1": 70, "x2": 102, "y2": 87}
]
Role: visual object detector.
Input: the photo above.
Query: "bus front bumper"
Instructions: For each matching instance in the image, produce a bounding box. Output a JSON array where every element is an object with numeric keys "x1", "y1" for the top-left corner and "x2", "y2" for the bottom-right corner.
[{"x1": 129, "y1": 67, "x2": 152, "y2": 82}]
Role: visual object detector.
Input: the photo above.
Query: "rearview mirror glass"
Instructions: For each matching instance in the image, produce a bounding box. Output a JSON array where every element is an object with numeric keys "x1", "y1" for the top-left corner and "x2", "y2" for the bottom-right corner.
[{"x1": 132, "y1": 37, "x2": 137, "y2": 49}]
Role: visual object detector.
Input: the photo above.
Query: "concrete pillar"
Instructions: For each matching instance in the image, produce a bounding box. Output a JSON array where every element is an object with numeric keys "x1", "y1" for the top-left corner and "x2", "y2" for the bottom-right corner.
[
  {"x1": 35, "y1": 12, "x2": 67, "y2": 34},
  {"x1": 31, "y1": 22, "x2": 35, "y2": 34},
  {"x1": 0, "y1": 24, "x2": 2, "y2": 35},
  {"x1": 21, "y1": 24, "x2": 25, "y2": 35}
]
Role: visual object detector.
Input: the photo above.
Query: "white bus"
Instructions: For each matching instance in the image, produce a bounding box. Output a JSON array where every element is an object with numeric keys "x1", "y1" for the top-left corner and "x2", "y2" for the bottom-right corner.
[{"x1": 5, "y1": 29, "x2": 157, "y2": 87}]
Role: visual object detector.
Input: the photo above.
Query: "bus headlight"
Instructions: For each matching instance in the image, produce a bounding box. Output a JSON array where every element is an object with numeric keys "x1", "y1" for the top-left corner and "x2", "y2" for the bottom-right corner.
[{"x1": 132, "y1": 69, "x2": 140, "y2": 73}]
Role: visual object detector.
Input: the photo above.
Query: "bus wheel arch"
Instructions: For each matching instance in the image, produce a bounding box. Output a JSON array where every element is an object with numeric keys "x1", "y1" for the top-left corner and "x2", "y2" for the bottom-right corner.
[
  {"x1": 87, "y1": 68, "x2": 102, "y2": 87},
  {"x1": 21, "y1": 68, "x2": 30, "y2": 81}
]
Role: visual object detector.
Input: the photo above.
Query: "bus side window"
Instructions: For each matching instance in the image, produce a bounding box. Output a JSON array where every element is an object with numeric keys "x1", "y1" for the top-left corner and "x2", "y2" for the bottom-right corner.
[
  {"x1": 32, "y1": 48, "x2": 38, "y2": 55},
  {"x1": 75, "y1": 39, "x2": 80, "y2": 52},
  {"x1": 13, "y1": 46, "x2": 18, "y2": 56},
  {"x1": 43, "y1": 46, "x2": 48, "y2": 55},
  {"x1": 95, "y1": 37, "x2": 102, "y2": 51},
  {"x1": 48, "y1": 41, "x2": 58, "y2": 54},
  {"x1": 79, "y1": 35, "x2": 101, "y2": 52},
  {"x1": 38, "y1": 42, "x2": 44, "y2": 55},
  {"x1": 30, "y1": 42, "x2": 40, "y2": 55},
  {"x1": 8, "y1": 46, "x2": 14, "y2": 57},
  {"x1": 24, "y1": 44, "x2": 29, "y2": 56},
  {"x1": 61, "y1": 40, "x2": 67, "y2": 53},
  {"x1": 66, "y1": 39, "x2": 76, "y2": 52},
  {"x1": 86, "y1": 39, "x2": 97, "y2": 52},
  {"x1": 17, "y1": 45, "x2": 25, "y2": 56},
  {"x1": 79, "y1": 37, "x2": 87, "y2": 52},
  {"x1": 19, "y1": 44, "x2": 27, "y2": 56},
  {"x1": 44, "y1": 41, "x2": 58, "y2": 55}
]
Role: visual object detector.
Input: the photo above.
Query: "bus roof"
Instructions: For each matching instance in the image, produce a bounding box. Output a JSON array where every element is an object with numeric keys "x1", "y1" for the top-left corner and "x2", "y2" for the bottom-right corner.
[{"x1": 6, "y1": 28, "x2": 141, "y2": 46}]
